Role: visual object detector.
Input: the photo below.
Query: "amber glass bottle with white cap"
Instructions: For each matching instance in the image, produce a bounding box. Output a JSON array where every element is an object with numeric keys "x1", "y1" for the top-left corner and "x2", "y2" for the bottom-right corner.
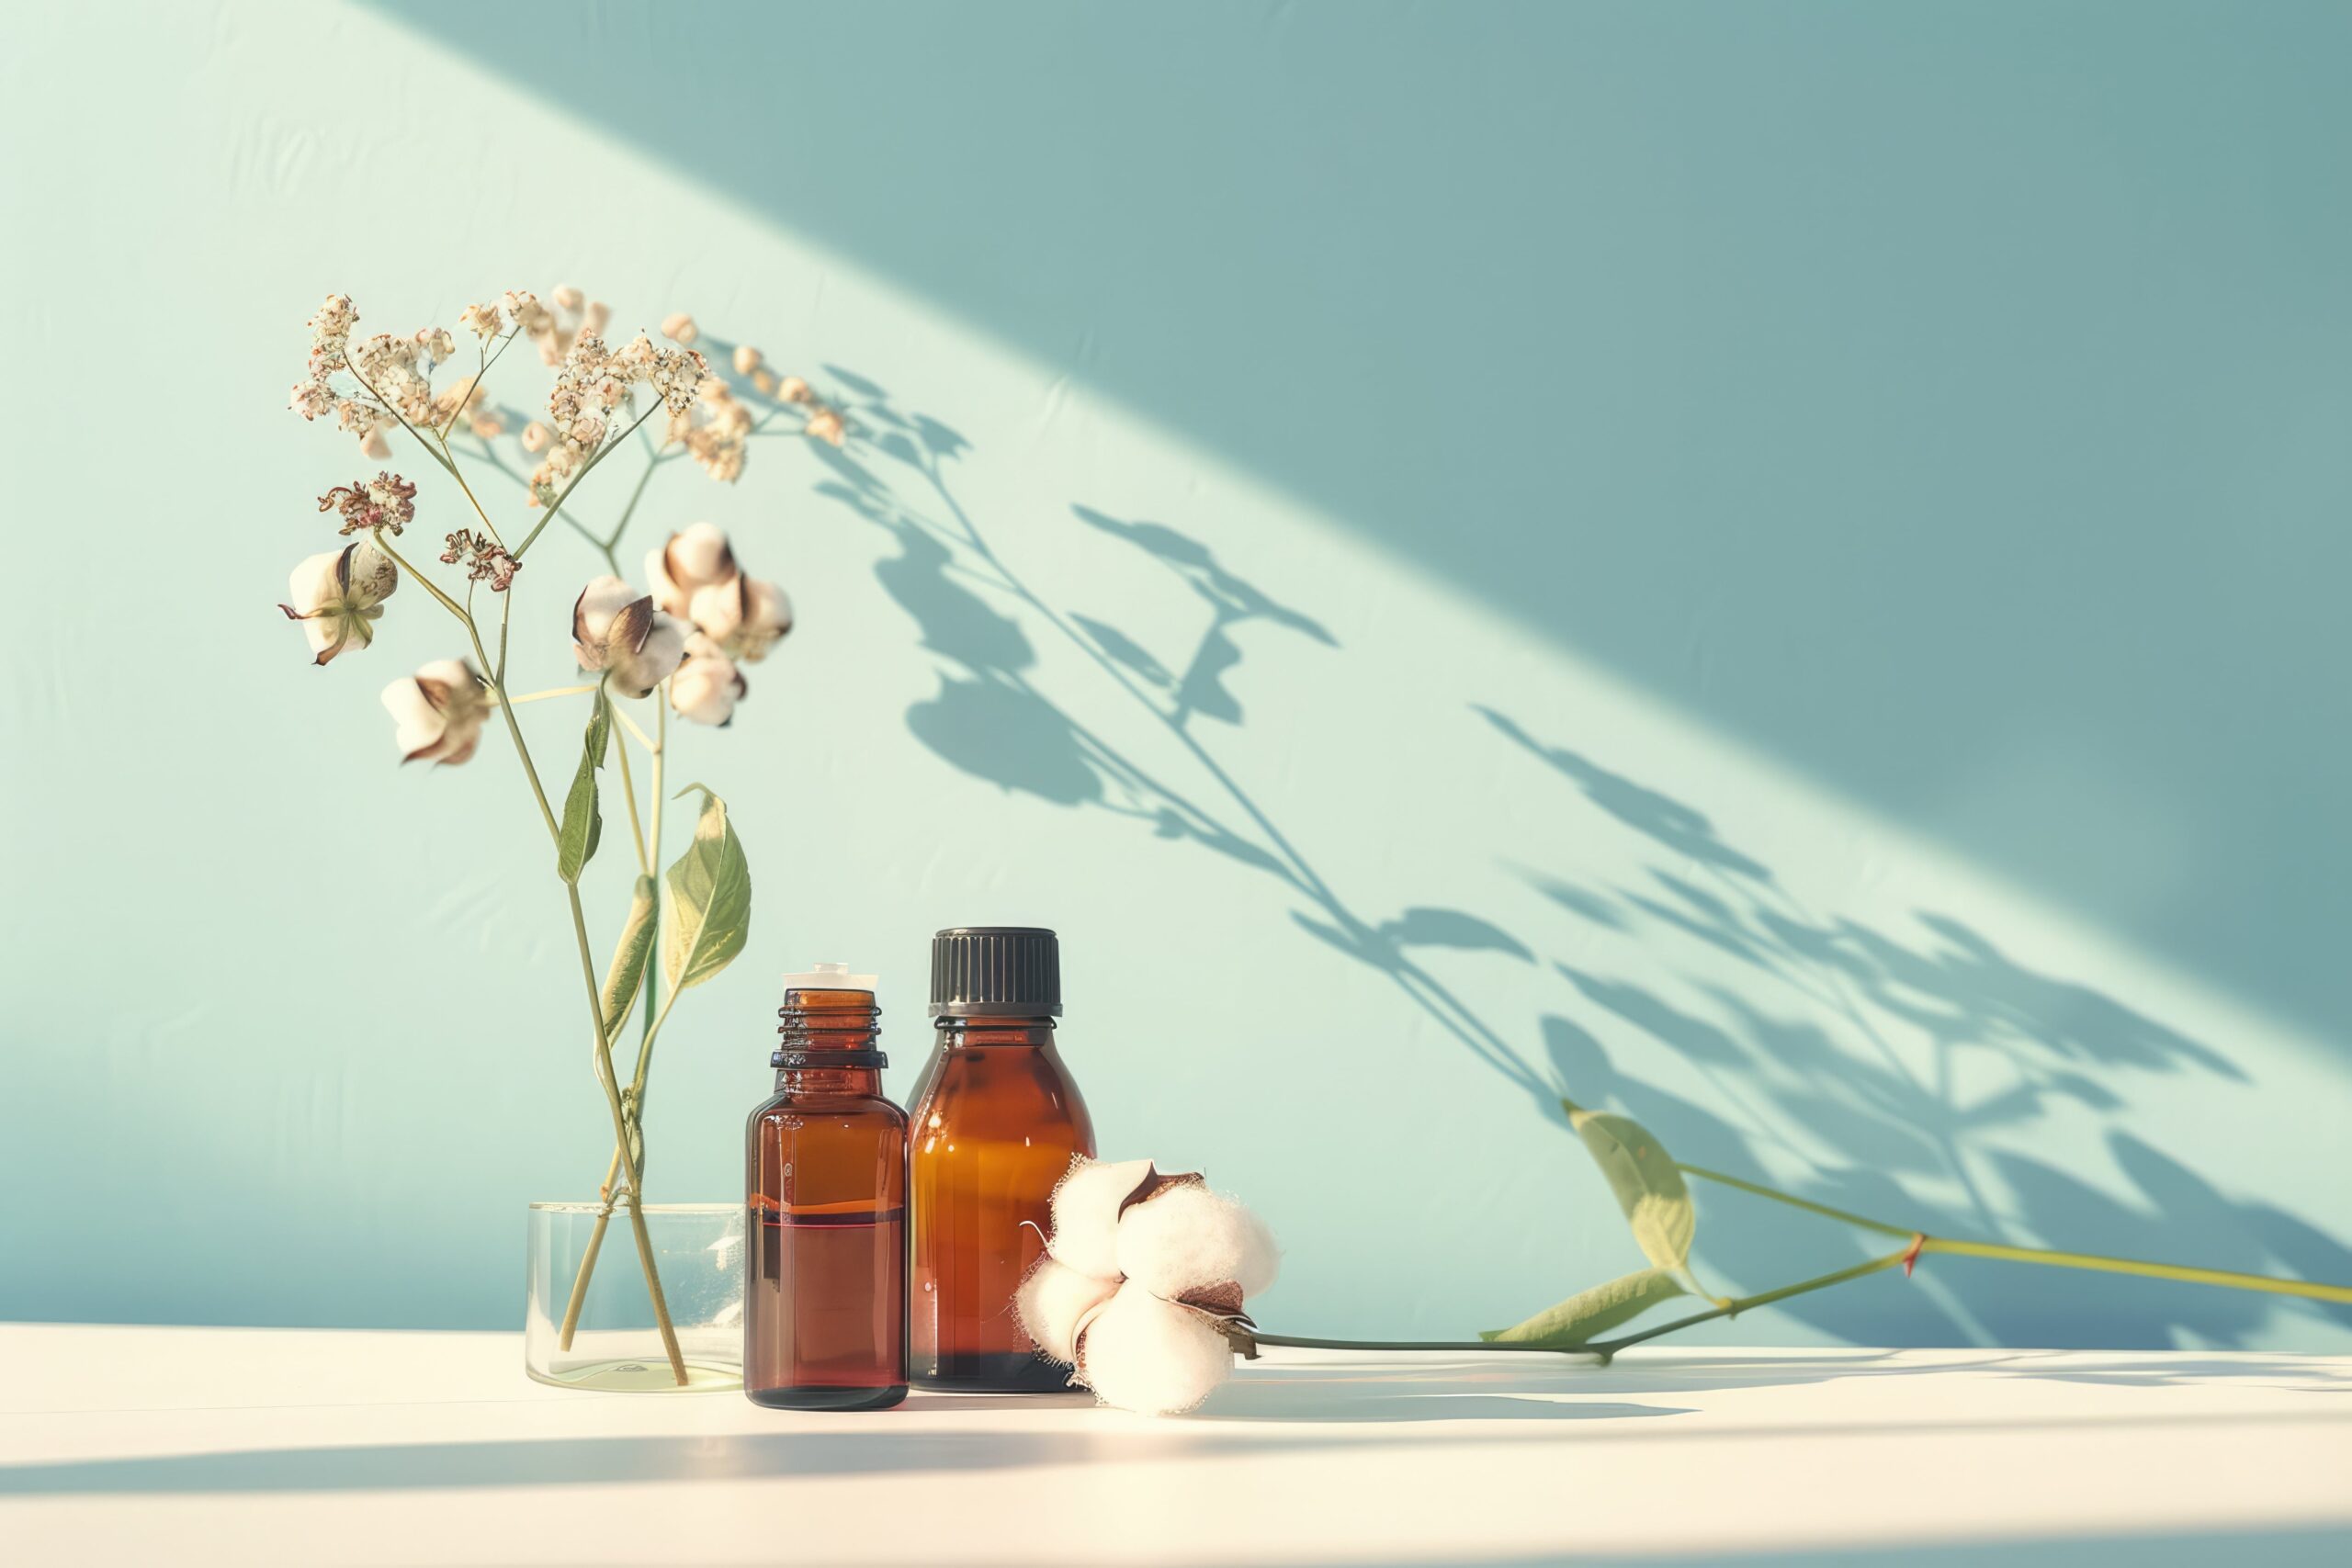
[
  {"x1": 744, "y1": 964, "x2": 908, "y2": 1409},
  {"x1": 907, "y1": 927, "x2": 1097, "y2": 1392}
]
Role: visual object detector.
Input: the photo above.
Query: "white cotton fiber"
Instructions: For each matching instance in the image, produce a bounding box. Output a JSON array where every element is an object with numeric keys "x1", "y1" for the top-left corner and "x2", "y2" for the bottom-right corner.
[
  {"x1": 1047, "y1": 1156, "x2": 1155, "y2": 1280},
  {"x1": 1114, "y1": 1183, "x2": 1283, "y2": 1302},
  {"x1": 1077, "y1": 1284, "x2": 1236, "y2": 1416},
  {"x1": 1015, "y1": 1257, "x2": 1120, "y2": 1366}
]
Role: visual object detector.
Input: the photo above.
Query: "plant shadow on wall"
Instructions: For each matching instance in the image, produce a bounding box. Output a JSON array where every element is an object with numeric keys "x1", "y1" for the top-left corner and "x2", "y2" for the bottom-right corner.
[{"x1": 774, "y1": 369, "x2": 2352, "y2": 1352}]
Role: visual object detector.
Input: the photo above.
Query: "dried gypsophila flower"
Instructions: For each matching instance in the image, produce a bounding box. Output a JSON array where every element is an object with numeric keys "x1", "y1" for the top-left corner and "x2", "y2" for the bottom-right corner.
[
  {"x1": 318, "y1": 471, "x2": 418, "y2": 536},
  {"x1": 381, "y1": 658, "x2": 492, "y2": 765},
  {"x1": 440, "y1": 529, "x2": 519, "y2": 592},
  {"x1": 459, "y1": 301, "x2": 503, "y2": 339},
  {"x1": 279, "y1": 541, "x2": 398, "y2": 667},
  {"x1": 666, "y1": 378, "x2": 755, "y2": 482},
  {"x1": 1014, "y1": 1157, "x2": 1281, "y2": 1416}
]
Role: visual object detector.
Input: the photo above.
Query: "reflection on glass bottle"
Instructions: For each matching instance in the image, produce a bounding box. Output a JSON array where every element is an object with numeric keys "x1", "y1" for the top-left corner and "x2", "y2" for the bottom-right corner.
[{"x1": 908, "y1": 927, "x2": 1096, "y2": 1392}]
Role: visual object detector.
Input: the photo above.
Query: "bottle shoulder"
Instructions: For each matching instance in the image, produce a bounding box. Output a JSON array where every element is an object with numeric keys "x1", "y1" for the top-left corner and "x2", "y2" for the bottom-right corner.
[{"x1": 748, "y1": 1091, "x2": 908, "y2": 1125}]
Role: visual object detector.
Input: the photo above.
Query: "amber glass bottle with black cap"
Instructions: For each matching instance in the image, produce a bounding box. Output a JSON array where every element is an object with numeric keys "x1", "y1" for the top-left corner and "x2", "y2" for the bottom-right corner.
[
  {"x1": 907, "y1": 927, "x2": 1097, "y2": 1391},
  {"x1": 745, "y1": 964, "x2": 908, "y2": 1410}
]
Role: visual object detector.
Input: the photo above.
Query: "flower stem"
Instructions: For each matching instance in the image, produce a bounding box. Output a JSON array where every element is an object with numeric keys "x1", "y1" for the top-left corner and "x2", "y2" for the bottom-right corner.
[
  {"x1": 514, "y1": 400, "x2": 662, "y2": 560},
  {"x1": 1914, "y1": 1236, "x2": 2352, "y2": 1303},
  {"x1": 611, "y1": 722, "x2": 652, "y2": 875},
  {"x1": 1676, "y1": 1164, "x2": 1916, "y2": 1239},
  {"x1": 438, "y1": 526, "x2": 685, "y2": 1385}
]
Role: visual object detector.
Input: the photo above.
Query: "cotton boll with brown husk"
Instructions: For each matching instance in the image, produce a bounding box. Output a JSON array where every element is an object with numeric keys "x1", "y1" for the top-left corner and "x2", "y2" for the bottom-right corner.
[
  {"x1": 1015, "y1": 1256, "x2": 1122, "y2": 1366},
  {"x1": 1115, "y1": 1182, "x2": 1281, "y2": 1303},
  {"x1": 1077, "y1": 1287, "x2": 1237, "y2": 1416},
  {"x1": 381, "y1": 659, "x2": 491, "y2": 764},
  {"x1": 1045, "y1": 1157, "x2": 1156, "y2": 1280},
  {"x1": 669, "y1": 636, "x2": 747, "y2": 727},
  {"x1": 644, "y1": 522, "x2": 738, "y2": 620},
  {"x1": 572, "y1": 576, "x2": 687, "y2": 698}
]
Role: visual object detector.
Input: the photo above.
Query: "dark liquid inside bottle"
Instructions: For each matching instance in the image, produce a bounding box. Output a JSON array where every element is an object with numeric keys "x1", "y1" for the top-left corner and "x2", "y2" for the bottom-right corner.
[
  {"x1": 745, "y1": 978, "x2": 908, "y2": 1410},
  {"x1": 907, "y1": 1017, "x2": 1095, "y2": 1390}
]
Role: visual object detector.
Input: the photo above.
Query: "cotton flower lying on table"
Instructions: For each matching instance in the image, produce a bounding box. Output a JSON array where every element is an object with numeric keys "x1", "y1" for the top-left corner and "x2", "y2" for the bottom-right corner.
[{"x1": 1016, "y1": 1157, "x2": 1280, "y2": 1416}]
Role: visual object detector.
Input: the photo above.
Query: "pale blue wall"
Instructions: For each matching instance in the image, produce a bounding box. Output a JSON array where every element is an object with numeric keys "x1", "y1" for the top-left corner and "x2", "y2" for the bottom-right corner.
[{"x1": 4, "y1": 0, "x2": 2348, "y2": 1351}]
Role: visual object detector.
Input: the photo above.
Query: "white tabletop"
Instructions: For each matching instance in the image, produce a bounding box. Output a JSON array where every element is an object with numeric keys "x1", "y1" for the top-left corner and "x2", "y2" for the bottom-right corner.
[{"x1": 1, "y1": 1325, "x2": 2346, "y2": 1566}]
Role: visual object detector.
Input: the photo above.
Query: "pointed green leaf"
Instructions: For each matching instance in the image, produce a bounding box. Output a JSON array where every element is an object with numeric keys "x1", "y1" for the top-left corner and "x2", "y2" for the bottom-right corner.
[
  {"x1": 1564, "y1": 1098, "x2": 1695, "y2": 1274},
  {"x1": 1481, "y1": 1267, "x2": 1688, "y2": 1348},
  {"x1": 556, "y1": 690, "x2": 610, "y2": 885},
  {"x1": 661, "y1": 784, "x2": 750, "y2": 991},
  {"x1": 599, "y1": 874, "x2": 658, "y2": 1037}
]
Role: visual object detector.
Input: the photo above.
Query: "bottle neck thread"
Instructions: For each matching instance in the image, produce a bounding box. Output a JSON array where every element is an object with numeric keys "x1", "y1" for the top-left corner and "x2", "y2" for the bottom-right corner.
[
  {"x1": 775, "y1": 987, "x2": 886, "y2": 1074},
  {"x1": 933, "y1": 1015, "x2": 1057, "y2": 1048}
]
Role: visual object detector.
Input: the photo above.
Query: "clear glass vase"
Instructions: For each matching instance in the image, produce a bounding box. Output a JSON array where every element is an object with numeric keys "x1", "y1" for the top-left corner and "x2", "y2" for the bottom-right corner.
[{"x1": 524, "y1": 1201, "x2": 744, "y2": 1392}]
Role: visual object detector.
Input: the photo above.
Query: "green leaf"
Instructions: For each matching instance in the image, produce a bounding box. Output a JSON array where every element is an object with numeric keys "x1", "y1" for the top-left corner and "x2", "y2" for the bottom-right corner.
[
  {"x1": 599, "y1": 874, "x2": 658, "y2": 1037},
  {"x1": 661, "y1": 784, "x2": 750, "y2": 992},
  {"x1": 1563, "y1": 1097, "x2": 1695, "y2": 1275},
  {"x1": 556, "y1": 690, "x2": 610, "y2": 885},
  {"x1": 1480, "y1": 1267, "x2": 1688, "y2": 1348}
]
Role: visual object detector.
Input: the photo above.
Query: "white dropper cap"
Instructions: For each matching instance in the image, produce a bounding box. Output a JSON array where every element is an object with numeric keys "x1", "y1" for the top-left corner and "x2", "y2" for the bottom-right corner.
[{"x1": 783, "y1": 961, "x2": 878, "y2": 992}]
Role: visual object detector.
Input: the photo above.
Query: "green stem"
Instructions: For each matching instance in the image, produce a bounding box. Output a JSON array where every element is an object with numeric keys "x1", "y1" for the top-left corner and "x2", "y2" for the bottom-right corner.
[
  {"x1": 514, "y1": 399, "x2": 662, "y2": 559},
  {"x1": 430, "y1": 500, "x2": 685, "y2": 1385},
  {"x1": 560, "y1": 687, "x2": 670, "y2": 1339},
  {"x1": 1584, "y1": 1250, "x2": 1915, "y2": 1359},
  {"x1": 1677, "y1": 1164, "x2": 1916, "y2": 1239},
  {"x1": 611, "y1": 721, "x2": 652, "y2": 875},
  {"x1": 1917, "y1": 1237, "x2": 2352, "y2": 1304}
]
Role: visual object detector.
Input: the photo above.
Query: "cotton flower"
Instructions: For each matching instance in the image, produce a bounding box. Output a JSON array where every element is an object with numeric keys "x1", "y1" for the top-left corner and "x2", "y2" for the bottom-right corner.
[
  {"x1": 1013, "y1": 1157, "x2": 1280, "y2": 1416},
  {"x1": 645, "y1": 524, "x2": 792, "y2": 664},
  {"x1": 279, "y1": 541, "x2": 398, "y2": 666},
  {"x1": 691, "y1": 576, "x2": 794, "y2": 663},
  {"x1": 661, "y1": 311, "x2": 698, "y2": 344},
  {"x1": 380, "y1": 659, "x2": 491, "y2": 765},
  {"x1": 644, "y1": 523, "x2": 737, "y2": 619},
  {"x1": 670, "y1": 635, "x2": 747, "y2": 726},
  {"x1": 571, "y1": 576, "x2": 687, "y2": 698},
  {"x1": 804, "y1": 407, "x2": 846, "y2": 446}
]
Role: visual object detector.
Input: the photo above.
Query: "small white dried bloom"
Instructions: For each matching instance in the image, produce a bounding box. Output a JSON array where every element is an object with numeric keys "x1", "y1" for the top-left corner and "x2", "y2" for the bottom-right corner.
[
  {"x1": 669, "y1": 635, "x2": 747, "y2": 726},
  {"x1": 415, "y1": 326, "x2": 457, "y2": 362},
  {"x1": 732, "y1": 344, "x2": 763, "y2": 376},
  {"x1": 359, "y1": 428, "x2": 392, "y2": 460},
  {"x1": 779, "y1": 375, "x2": 812, "y2": 405},
  {"x1": 459, "y1": 301, "x2": 503, "y2": 338},
  {"x1": 804, "y1": 406, "x2": 846, "y2": 446},
  {"x1": 661, "y1": 311, "x2": 698, "y2": 344},
  {"x1": 751, "y1": 367, "x2": 779, "y2": 398},
  {"x1": 520, "y1": 421, "x2": 552, "y2": 454},
  {"x1": 571, "y1": 576, "x2": 687, "y2": 698},
  {"x1": 289, "y1": 380, "x2": 336, "y2": 421},
  {"x1": 279, "y1": 541, "x2": 398, "y2": 666},
  {"x1": 582, "y1": 299, "x2": 611, "y2": 336},
  {"x1": 469, "y1": 409, "x2": 505, "y2": 440},
  {"x1": 381, "y1": 658, "x2": 491, "y2": 764},
  {"x1": 552, "y1": 284, "x2": 584, "y2": 311}
]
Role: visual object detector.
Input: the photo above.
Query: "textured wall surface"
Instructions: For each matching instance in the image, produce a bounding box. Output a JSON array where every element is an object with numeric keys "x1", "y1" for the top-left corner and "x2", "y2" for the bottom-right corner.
[{"x1": 4, "y1": 1, "x2": 2348, "y2": 1350}]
